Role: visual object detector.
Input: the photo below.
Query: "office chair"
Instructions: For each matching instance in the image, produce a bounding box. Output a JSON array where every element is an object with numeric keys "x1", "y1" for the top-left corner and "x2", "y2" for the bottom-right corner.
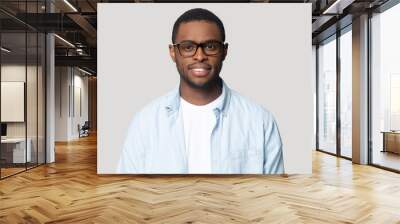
[{"x1": 79, "y1": 121, "x2": 90, "y2": 138}]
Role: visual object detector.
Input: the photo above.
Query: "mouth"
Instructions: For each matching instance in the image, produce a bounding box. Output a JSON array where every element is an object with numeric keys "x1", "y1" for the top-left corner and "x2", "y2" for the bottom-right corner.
[{"x1": 188, "y1": 64, "x2": 212, "y2": 77}]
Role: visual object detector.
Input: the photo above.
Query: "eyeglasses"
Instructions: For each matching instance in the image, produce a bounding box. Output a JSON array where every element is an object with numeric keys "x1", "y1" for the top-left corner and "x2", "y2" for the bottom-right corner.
[{"x1": 172, "y1": 40, "x2": 227, "y2": 58}]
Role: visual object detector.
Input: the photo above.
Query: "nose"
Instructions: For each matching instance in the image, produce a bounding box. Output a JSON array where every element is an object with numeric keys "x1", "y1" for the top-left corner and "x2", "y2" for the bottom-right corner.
[{"x1": 193, "y1": 46, "x2": 208, "y2": 61}]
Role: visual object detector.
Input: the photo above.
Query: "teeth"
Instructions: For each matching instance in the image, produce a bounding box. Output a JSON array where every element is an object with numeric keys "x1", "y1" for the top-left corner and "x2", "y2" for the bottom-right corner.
[{"x1": 193, "y1": 68, "x2": 207, "y2": 71}]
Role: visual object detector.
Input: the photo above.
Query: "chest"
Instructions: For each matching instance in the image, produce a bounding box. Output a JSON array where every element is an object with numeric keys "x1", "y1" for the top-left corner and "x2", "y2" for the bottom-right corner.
[{"x1": 145, "y1": 114, "x2": 265, "y2": 173}]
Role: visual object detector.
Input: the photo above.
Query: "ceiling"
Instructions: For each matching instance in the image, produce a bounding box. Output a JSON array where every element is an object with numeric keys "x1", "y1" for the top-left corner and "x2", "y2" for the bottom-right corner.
[{"x1": 0, "y1": 0, "x2": 393, "y2": 75}]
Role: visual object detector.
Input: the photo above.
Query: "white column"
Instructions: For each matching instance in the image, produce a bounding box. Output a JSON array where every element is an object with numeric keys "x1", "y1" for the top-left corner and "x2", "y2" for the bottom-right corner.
[
  {"x1": 46, "y1": 1, "x2": 55, "y2": 163},
  {"x1": 352, "y1": 14, "x2": 369, "y2": 164},
  {"x1": 46, "y1": 33, "x2": 55, "y2": 163}
]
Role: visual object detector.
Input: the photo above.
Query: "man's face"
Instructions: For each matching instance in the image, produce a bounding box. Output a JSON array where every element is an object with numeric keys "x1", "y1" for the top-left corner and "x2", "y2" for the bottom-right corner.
[{"x1": 169, "y1": 21, "x2": 227, "y2": 89}]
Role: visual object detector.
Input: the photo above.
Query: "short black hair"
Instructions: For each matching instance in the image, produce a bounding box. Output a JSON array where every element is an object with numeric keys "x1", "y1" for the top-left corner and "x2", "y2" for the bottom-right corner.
[{"x1": 172, "y1": 8, "x2": 225, "y2": 43}]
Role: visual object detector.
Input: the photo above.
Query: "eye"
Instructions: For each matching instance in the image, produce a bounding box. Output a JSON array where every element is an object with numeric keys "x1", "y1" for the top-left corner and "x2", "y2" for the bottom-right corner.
[
  {"x1": 180, "y1": 43, "x2": 196, "y2": 52},
  {"x1": 205, "y1": 43, "x2": 217, "y2": 50}
]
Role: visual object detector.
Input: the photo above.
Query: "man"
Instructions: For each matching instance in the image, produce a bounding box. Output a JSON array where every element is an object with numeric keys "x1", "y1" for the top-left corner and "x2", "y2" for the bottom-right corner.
[{"x1": 117, "y1": 8, "x2": 284, "y2": 174}]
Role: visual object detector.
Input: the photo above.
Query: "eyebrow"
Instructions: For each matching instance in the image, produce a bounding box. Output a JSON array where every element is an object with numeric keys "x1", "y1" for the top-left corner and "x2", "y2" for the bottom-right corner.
[{"x1": 177, "y1": 39, "x2": 222, "y2": 44}]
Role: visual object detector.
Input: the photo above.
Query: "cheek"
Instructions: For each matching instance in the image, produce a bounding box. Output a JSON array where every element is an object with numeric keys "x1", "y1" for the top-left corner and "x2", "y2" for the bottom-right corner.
[
  {"x1": 177, "y1": 58, "x2": 189, "y2": 69},
  {"x1": 175, "y1": 58, "x2": 188, "y2": 74},
  {"x1": 176, "y1": 59, "x2": 184, "y2": 69},
  {"x1": 210, "y1": 58, "x2": 223, "y2": 70}
]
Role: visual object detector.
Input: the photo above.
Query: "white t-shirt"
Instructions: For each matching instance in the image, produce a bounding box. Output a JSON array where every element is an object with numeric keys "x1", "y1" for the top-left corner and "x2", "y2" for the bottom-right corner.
[{"x1": 180, "y1": 90, "x2": 224, "y2": 174}]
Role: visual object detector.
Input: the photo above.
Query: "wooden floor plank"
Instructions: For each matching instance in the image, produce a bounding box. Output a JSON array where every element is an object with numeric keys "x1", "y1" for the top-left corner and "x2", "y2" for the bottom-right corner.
[{"x1": 0, "y1": 134, "x2": 400, "y2": 223}]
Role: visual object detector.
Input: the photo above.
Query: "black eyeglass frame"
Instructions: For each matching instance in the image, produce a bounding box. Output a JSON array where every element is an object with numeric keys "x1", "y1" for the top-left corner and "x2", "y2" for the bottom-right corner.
[{"x1": 171, "y1": 40, "x2": 228, "y2": 58}]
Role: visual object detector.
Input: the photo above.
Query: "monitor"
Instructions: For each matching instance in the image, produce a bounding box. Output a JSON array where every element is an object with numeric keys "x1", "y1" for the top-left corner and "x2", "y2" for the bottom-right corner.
[{"x1": 1, "y1": 123, "x2": 7, "y2": 137}]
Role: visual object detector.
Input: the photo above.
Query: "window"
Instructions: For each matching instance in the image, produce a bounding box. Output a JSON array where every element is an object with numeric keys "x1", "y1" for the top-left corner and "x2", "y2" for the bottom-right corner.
[
  {"x1": 371, "y1": 2, "x2": 400, "y2": 171},
  {"x1": 339, "y1": 28, "x2": 352, "y2": 158},
  {"x1": 318, "y1": 36, "x2": 337, "y2": 154}
]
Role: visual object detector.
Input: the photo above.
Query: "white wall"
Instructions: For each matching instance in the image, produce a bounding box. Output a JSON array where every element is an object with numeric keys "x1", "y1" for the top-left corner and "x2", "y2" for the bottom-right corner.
[
  {"x1": 55, "y1": 67, "x2": 89, "y2": 141},
  {"x1": 1, "y1": 66, "x2": 26, "y2": 134},
  {"x1": 1, "y1": 65, "x2": 40, "y2": 138},
  {"x1": 73, "y1": 73, "x2": 89, "y2": 137},
  {"x1": 55, "y1": 66, "x2": 70, "y2": 141}
]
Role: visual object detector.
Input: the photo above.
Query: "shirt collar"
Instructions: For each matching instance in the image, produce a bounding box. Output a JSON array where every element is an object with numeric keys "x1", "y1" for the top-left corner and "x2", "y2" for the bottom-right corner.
[{"x1": 165, "y1": 79, "x2": 231, "y2": 116}]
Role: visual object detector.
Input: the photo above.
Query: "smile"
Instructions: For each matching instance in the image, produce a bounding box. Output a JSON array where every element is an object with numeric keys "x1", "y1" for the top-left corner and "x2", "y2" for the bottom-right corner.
[{"x1": 190, "y1": 67, "x2": 211, "y2": 77}]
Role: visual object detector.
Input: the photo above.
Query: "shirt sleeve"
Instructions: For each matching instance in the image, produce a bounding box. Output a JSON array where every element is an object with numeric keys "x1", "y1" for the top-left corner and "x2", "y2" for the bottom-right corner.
[
  {"x1": 263, "y1": 112, "x2": 285, "y2": 174},
  {"x1": 116, "y1": 114, "x2": 146, "y2": 173}
]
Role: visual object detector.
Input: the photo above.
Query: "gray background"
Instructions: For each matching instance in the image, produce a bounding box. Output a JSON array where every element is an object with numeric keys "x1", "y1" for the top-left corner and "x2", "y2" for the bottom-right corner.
[{"x1": 98, "y1": 3, "x2": 313, "y2": 174}]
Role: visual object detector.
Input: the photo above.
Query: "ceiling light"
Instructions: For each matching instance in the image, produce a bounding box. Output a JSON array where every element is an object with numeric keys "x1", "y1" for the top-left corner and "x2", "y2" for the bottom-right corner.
[
  {"x1": 54, "y1": 34, "x2": 75, "y2": 48},
  {"x1": 322, "y1": 0, "x2": 355, "y2": 15},
  {"x1": 1, "y1": 47, "x2": 11, "y2": 53},
  {"x1": 76, "y1": 48, "x2": 84, "y2": 55},
  {"x1": 323, "y1": 0, "x2": 341, "y2": 14},
  {"x1": 78, "y1": 67, "x2": 93, "y2": 76},
  {"x1": 63, "y1": 0, "x2": 78, "y2": 12}
]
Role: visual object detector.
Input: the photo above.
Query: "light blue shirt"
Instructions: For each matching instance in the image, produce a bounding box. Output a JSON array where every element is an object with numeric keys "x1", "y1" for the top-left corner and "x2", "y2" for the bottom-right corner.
[{"x1": 117, "y1": 80, "x2": 284, "y2": 174}]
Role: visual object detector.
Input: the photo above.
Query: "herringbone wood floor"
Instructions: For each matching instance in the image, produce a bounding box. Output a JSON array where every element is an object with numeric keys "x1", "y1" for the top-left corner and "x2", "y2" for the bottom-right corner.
[{"x1": 1, "y1": 134, "x2": 400, "y2": 224}]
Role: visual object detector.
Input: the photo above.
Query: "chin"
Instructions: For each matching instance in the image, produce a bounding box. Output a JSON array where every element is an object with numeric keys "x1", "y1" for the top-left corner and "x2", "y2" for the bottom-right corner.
[
  {"x1": 185, "y1": 77, "x2": 211, "y2": 89},
  {"x1": 190, "y1": 81, "x2": 210, "y2": 89}
]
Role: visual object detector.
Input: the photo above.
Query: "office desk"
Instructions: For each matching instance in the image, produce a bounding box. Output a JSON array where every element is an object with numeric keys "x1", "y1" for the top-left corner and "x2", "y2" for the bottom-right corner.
[
  {"x1": 1, "y1": 138, "x2": 32, "y2": 163},
  {"x1": 382, "y1": 131, "x2": 400, "y2": 154}
]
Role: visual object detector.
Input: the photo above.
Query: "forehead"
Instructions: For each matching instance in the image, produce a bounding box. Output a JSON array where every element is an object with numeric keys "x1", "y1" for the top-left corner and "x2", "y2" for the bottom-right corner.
[{"x1": 175, "y1": 20, "x2": 222, "y2": 43}]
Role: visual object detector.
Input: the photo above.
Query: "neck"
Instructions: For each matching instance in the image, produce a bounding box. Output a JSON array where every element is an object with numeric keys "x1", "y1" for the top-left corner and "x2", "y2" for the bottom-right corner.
[{"x1": 180, "y1": 78, "x2": 222, "y2": 106}]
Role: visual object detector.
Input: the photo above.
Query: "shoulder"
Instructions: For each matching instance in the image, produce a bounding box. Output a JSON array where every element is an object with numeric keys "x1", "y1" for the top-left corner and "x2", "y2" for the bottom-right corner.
[
  {"x1": 127, "y1": 90, "x2": 175, "y2": 127},
  {"x1": 229, "y1": 89, "x2": 275, "y2": 122}
]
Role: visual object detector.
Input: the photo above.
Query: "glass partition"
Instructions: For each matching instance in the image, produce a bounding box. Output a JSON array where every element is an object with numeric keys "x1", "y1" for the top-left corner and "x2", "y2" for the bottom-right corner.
[
  {"x1": 1, "y1": 31, "x2": 28, "y2": 177},
  {"x1": 0, "y1": 1, "x2": 46, "y2": 179}
]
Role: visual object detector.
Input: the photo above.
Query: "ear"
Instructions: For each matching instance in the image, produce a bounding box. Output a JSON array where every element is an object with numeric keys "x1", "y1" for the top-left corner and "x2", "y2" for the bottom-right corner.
[
  {"x1": 169, "y1": 44, "x2": 176, "y2": 63},
  {"x1": 222, "y1": 43, "x2": 228, "y2": 61}
]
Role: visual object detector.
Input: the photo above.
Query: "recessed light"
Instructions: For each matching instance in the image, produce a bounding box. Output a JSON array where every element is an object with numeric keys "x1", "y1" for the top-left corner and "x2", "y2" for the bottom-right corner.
[
  {"x1": 78, "y1": 67, "x2": 93, "y2": 76},
  {"x1": 1, "y1": 47, "x2": 11, "y2": 53},
  {"x1": 54, "y1": 34, "x2": 75, "y2": 48},
  {"x1": 63, "y1": 0, "x2": 78, "y2": 12}
]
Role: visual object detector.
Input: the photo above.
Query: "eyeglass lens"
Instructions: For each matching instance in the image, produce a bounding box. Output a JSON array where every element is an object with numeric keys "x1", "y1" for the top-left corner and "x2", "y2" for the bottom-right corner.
[{"x1": 177, "y1": 41, "x2": 223, "y2": 57}]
